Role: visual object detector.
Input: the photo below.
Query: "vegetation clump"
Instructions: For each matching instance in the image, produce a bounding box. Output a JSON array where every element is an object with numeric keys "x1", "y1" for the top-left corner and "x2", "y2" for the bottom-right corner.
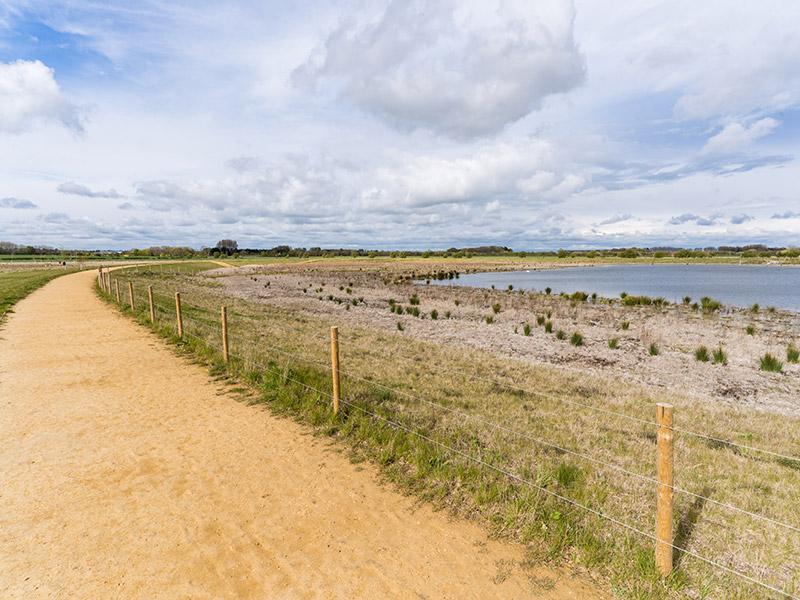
[
  {"x1": 555, "y1": 329, "x2": 566, "y2": 340},
  {"x1": 485, "y1": 316, "x2": 494, "y2": 325},
  {"x1": 695, "y1": 345, "x2": 710, "y2": 362},
  {"x1": 569, "y1": 332, "x2": 583, "y2": 346},
  {"x1": 787, "y1": 345, "x2": 799, "y2": 364},
  {"x1": 608, "y1": 337, "x2": 618, "y2": 349},
  {"x1": 713, "y1": 347, "x2": 728, "y2": 365},
  {"x1": 620, "y1": 321, "x2": 630, "y2": 331},
  {"x1": 760, "y1": 353, "x2": 783, "y2": 373},
  {"x1": 746, "y1": 325, "x2": 755, "y2": 335},
  {"x1": 523, "y1": 324, "x2": 531, "y2": 336},
  {"x1": 648, "y1": 343, "x2": 659, "y2": 356}
]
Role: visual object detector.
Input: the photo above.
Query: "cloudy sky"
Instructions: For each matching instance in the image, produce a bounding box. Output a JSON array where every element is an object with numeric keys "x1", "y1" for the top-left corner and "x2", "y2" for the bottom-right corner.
[{"x1": 1, "y1": 0, "x2": 799, "y2": 250}]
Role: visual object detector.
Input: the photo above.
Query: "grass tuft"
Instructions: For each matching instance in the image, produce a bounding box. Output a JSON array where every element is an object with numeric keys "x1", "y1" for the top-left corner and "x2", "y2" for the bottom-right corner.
[
  {"x1": 608, "y1": 337, "x2": 618, "y2": 349},
  {"x1": 712, "y1": 347, "x2": 728, "y2": 365},
  {"x1": 648, "y1": 343, "x2": 659, "y2": 356},
  {"x1": 569, "y1": 332, "x2": 583, "y2": 346},
  {"x1": 787, "y1": 345, "x2": 799, "y2": 364},
  {"x1": 695, "y1": 346, "x2": 710, "y2": 362},
  {"x1": 759, "y1": 353, "x2": 782, "y2": 372}
]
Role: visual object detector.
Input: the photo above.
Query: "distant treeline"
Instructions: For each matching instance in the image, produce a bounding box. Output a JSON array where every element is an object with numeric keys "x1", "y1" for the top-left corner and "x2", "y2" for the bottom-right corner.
[{"x1": 1, "y1": 240, "x2": 798, "y2": 259}]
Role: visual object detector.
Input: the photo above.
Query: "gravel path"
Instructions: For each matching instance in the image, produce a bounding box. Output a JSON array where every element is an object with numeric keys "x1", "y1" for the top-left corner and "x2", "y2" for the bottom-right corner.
[{"x1": 0, "y1": 270, "x2": 604, "y2": 599}]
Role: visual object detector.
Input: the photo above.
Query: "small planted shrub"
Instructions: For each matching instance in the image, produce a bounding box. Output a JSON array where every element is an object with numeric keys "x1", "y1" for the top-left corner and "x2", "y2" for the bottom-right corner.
[
  {"x1": 683, "y1": 296, "x2": 692, "y2": 305},
  {"x1": 545, "y1": 287, "x2": 552, "y2": 295},
  {"x1": 649, "y1": 343, "x2": 659, "y2": 356},
  {"x1": 713, "y1": 347, "x2": 727, "y2": 365},
  {"x1": 409, "y1": 294, "x2": 420, "y2": 305},
  {"x1": 571, "y1": 291, "x2": 588, "y2": 302},
  {"x1": 621, "y1": 321, "x2": 630, "y2": 331},
  {"x1": 523, "y1": 324, "x2": 531, "y2": 336},
  {"x1": 492, "y1": 303, "x2": 501, "y2": 314},
  {"x1": 508, "y1": 284, "x2": 514, "y2": 291},
  {"x1": 388, "y1": 298, "x2": 396, "y2": 306},
  {"x1": 608, "y1": 337, "x2": 619, "y2": 349},
  {"x1": 430, "y1": 309, "x2": 438, "y2": 320},
  {"x1": 787, "y1": 345, "x2": 799, "y2": 363},
  {"x1": 569, "y1": 332, "x2": 583, "y2": 346},
  {"x1": 444, "y1": 310, "x2": 451, "y2": 319},
  {"x1": 544, "y1": 321, "x2": 553, "y2": 333},
  {"x1": 620, "y1": 291, "x2": 628, "y2": 299},
  {"x1": 397, "y1": 322, "x2": 404, "y2": 331},
  {"x1": 768, "y1": 306, "x2": 776, "y2": 313},
  {"x1": 695, "y1": 345, "x2": 710, "y2": 362},
  {"x1": 485, "y1": 316, "x2": 494, "y2": 324},
  {"x1": 546, "y1": 310, "x2": 552, "y2": 319},
  {"x1": 556, "y1": 329, "x2": 565, "y2": 340},
  {"x1": 750, "y1": 302, "x2": 759, "y2": 313},
  {"x1": 746, "y1": 325, "x2": 755, "y2": 335},
  {"x1": 760, "y1": 353, "x2": 783, "y2": 373},
  {"x1": 454, "y1": 299, "x2": 461, "y2": 306},
  {"x1": 700, "y1": 296, "x2": 721, "y2": 313},
  {"x1": 411, "y1": 307, "x2": 420, "y2": 317},
  {"x1": 537, "y1": 315, "x2": 545, "y2": 326}
]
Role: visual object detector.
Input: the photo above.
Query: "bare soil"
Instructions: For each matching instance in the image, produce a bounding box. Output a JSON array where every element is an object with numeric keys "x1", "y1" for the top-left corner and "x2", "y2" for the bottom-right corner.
[
  {"x1": 213, "y1": 260, "x2": 800, "y2": 416},
  {"x1": 0, "y1": 270, "x2": 604, "y2": 599}
]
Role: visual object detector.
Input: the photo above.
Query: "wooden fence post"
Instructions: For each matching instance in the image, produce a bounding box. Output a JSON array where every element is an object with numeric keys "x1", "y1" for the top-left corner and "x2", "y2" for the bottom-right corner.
[
  {"x1": 148, "y1": 285, "x2": 155, "y2": 323},
  {"x1": 331, "y1": 326, "x2": 340, "y2": 414},
  {"x1": 175, "y1": 292, "x2": 183, "y2": 337},
  {"x1": 221, "y1": 306, "x2": 229, "y2": 362},
  {"x1": 105, "y1": 272, "x2": 110, "y2": 293},
  {"x1": 115, "y1": 279, "x2": 120, "y2": 303},
  {"x1": 656, "y1": 403, "x2": 674, "y2": 576},
  {"x1": 128, "y1": 282, "x2": 135, "y2": 310}
]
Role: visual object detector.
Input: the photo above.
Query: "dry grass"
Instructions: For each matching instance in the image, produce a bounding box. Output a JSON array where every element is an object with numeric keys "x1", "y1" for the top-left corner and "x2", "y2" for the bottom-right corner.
[{"x1": 106, "y1": 263, "x2": 800, "y2": 600}]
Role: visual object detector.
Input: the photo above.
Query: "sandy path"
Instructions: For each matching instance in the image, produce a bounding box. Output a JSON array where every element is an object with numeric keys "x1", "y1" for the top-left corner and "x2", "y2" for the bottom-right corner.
[{"x1": 0, "y1": 270, "x2": 605, "y2": 599}]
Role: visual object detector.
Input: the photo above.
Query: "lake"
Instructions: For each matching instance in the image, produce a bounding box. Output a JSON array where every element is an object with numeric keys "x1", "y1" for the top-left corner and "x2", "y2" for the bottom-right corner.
[{"x1": 425, "y1": 264, "x2": 800, "y2": 312}]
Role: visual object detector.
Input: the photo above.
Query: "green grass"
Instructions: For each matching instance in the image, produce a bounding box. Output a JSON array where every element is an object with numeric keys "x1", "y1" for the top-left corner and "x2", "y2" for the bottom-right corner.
[
  {"x1": 569, "y1": 332, "x2": 583, "y2": 346},
  {"x1": 787, "y1": 345, "x2": 799, "y2": 364},
  {"x1": 746, "y1": 325, "x2": 755, "y2": 335},
  {"x1": 648, "y1": 343, "x2": 659, "y2": 356},
  {"x1": 608, "y1": 337, "x2": 618, "y2": 349},
  {"x1": 523, "y1": 324, "x2": 531, "y2": 336},
  {"x1": 759, "y1": 353, "x2": 783, "y2": 373},
  {"x1": 694, "y1": 346, "x2": 710, "y2": 362},
  {"x1": 101, "y1": 267, "x2": 800, "y2": 600},
  {"x1": 0, "y1": 268, "x2": 74, "y2": 319},
  {"x1": 713, "y1": 347, "x2": 728, "y2": 365}
]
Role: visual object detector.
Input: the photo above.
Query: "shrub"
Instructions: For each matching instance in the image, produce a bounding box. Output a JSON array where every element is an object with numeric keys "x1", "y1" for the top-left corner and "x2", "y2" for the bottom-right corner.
[
  {"x1": 620, "y1": 291, "x2": 628, "y2": 299},
  {"x1": 768, "y1": 306, "x2": 776, "y2": 313},
  {"x1": 608, "y1": 337, "x2": 619, "y2": 349},
  {"x1": 523, "y1": 324, "x2": 531, "y2": 336},
  {"x1": 485, "y1": 316, "x2": 494, "y2": 324},
  {"x1": 649, "y1": 343, "x2": 659, "y2": 356},
  {"x1": 409, "y1": 294, "x2": 420, "y2": 305},
  {"x1": 537, "y1": 315, "x2": 545, "y2": 326},
  {"x1": 545, "y1": 287, "x2": 552, "y2": 295},
  {"x1": 571, "y1": 291, "x2": 588, "y2": 302},
  {"x1": 508, "y1": 284, "x2": 514, "y2": 291},
  {"x1": 546, "y1": 310, "x2": 552, "y2": 319},
  {"x1": 556, "y1": 330, "x2": 565, "y2": 340},
  {"x1": 411, "y1": 307, "x2": 420, "y2": 317},
  {"x1": 430, "y1": 309, "x2": 438, "y2": 320},
  {"x1": 683, "y1": 296, "x2": 692, "y2": 305},
  {"x1": 760, "y1": 353, "x2": 782, "y2": 373},
  {"x1": 713, "y1": 347, "x2": 728, "y2": 365},
  {"x1": 569, "y1": 332, "x2": 583, "y2": 346},
  {"x1": 695, "y1": 346, "x2": 710, "y2": 362},
  {"x1": 621, "y1": 321, "x2": 630, "y2": 330},
  {"x1": 454, "y1": 299, "x2": 461, "y2": 306},
  {"x1": 544, "y1": 321, "x2": 553, "y2": 333},
  {"x1": 397, "y1": 322, "x2": 404, "y2": 331},
  {"x1": 787, "y1": 345, "x2": 799, "y2": 364},
  {"x1": 492, "y1": 303, "x2": 501, "y2": 314},
  {"x1": 746, "y1": 325, "x2": 755, "y2": 335},
  {"x1": 444, "y1": 310, "x2": 451, "y2": 319},
  {"x1": 750, "y1": 302, "x2": 759, "y2": 313},
  {"x1": 700, "y1": 297, "x2": 721, "y2": 313}
]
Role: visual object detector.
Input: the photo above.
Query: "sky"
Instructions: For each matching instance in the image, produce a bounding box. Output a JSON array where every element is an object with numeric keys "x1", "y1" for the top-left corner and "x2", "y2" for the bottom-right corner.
[{"x1": 1, "y1": 0, "x2": 799, "y2": 251}]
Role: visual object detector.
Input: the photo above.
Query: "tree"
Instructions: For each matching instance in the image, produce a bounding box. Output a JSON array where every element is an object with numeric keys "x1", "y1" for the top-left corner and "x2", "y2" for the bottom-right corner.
[{"x1": 216, "y1": 239, "x2": 238, "y2": 254}]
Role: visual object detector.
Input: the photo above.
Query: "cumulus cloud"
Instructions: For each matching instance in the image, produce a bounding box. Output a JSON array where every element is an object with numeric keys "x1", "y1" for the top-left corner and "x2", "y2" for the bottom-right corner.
[
  {"x1": 668, "y1": 213, "x2": 720, "y2": 226},
  {"x1": 294, "y1": 0, "x2": 585, "y2": 139},
  {"x1": 771, "y1": 211, "x2": 799, "y2": 219},
  {"x1": 702, "y1": 118, "x2": 779, "y2": 154},
  {"x1": 0, "y1": 197, "x2": 38, "y2": 209},
  {"x1": 730, "y1": 213, "x2": 754, "y2": 225},
  {"x1": 57, "y1": 181, "x2": 123, "y2": 198},
  {"x1": 0, "y1": 60, "x2": 84, "y2": 134},
  {"x1": 595, "y1": 213, "x2": 633, "y2": 226}
]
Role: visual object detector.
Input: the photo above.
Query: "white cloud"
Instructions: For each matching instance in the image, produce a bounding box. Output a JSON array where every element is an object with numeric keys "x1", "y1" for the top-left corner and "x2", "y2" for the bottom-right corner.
[
  {"x1": 0, "y1": 197, "x2": 38, "y2": 209},
  {"x1": 57, "y1": 181, "x2": 122, "y2": 198},
  {"x1": 294, "y1": 0, "x2": 585, "y2": 139},
  {"x1": 0, "y1": 60, "x2": 84, "y2": 134},
  {"x1": 702, "y1": 118, "x2": 779, "y2": 155}
]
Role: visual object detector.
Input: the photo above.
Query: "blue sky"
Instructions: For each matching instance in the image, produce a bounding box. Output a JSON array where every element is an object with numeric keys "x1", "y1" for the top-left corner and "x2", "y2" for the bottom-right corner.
[{"x1": 1, "y1": 0, "x2": 799, "y2": 250}]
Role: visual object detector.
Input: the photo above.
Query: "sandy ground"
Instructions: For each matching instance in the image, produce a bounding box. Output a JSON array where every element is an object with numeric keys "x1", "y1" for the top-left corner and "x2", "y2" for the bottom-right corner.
[
  {"x1": 214, "y1": 262, "x2": 800, "y2": 416},
  {"x1": 0, "y1": 270, "x2": 605, "y2": 599}
]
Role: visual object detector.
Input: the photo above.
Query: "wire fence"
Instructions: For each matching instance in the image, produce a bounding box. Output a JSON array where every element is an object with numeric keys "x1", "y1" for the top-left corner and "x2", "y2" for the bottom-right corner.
[{"x1": 98, "y1": 267, "x2": 800, "y2": 600}]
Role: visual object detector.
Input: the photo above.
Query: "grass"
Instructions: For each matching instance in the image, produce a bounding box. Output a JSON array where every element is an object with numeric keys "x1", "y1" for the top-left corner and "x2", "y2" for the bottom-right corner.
[
  {"x1": 0, "y1": 268, "x2": 75, "y2": 319},
  {"x1": 555, "y1": 329, "x2": 565, "y2": 340},
  {"x1": 746, "y1": 325, "x2": 755, "y2": 336},
  {"x1": 648, "y1": 343, "x2": 659, "y2": 356},
  {"x1": 569, "y1": 332, "x2": 583, "y2": 346},
  {"x1": 608, "y1": 337, "x2": 618, "y2": 349},
  {"x1": 759, "y1": 353, "x2": 783, "y2": 373},
  {"x1": 485, "y1": 315, "x2": 494, "y2": 325},
  {"x1": 544, "y1": 321, "x2": 553, "y2": 333},
  {"x1": 492, "y1": 302, "x2": 501, "y2": 314},
  {"x1": 712, "y1": 347, "x2": 728, "y2": 365},
  {"x1": 787, "y1": 345, "x2": 799, "y2": 364},
  {"x1": 694, "y1": 346, "x2": 710, "y2": 362},
  {"x1": 102, "y1": 265, "x2": 800, "y2": 600},
  {"x1": 621, "y1": 321, "x2": 630, "y2": 331},
  {"x1": 523, "y1": 324, "x2": 531, "y2": 336}
]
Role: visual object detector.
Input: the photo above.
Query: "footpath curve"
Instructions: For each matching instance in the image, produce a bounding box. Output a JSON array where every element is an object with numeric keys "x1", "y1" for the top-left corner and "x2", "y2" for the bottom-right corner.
[{"x1": 0, "y1": 270, "x2": 604, "y2": 599}]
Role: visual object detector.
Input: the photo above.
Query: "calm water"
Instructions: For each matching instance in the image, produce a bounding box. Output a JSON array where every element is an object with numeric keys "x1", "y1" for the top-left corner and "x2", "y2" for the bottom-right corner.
[{"x1": 426, "y1": 265, "x2": 800, "y2": 312}]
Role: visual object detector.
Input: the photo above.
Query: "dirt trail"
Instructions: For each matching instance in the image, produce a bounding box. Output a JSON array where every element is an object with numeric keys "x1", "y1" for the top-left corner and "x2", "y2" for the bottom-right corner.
[{"x1": 0, "y1": 270, "x2": 605, "y2": 599}]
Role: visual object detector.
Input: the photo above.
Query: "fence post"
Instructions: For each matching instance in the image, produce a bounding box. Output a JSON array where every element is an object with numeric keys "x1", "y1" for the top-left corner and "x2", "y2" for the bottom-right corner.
[
  {"x1": 331, "y1": 326, "x2": 340, "y2": 414},
  {"x1": 98, "y1": 268, "x2": 104, "y2": 292},
  {"x1": 221, "y1": 306, "x2": 229, "y2": 362},
  {"x1": 128, "y1": 282, "x2": 135, "y2": 310},
  {"x1": 175, "y1": 292, "x2": 183, "y2": 337},
  {"x1": 105, "y1": 272, "x2": 111, "y2": 293},
  {"x1": 115, "y1": 279, "x2": 120, "y2": 303},
  {"x1": 656, "y1": 403, "x2": 674, "y2": 576},
  {"x1": 148, "y1": 285, "x2": 155, "y2": 323}
]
